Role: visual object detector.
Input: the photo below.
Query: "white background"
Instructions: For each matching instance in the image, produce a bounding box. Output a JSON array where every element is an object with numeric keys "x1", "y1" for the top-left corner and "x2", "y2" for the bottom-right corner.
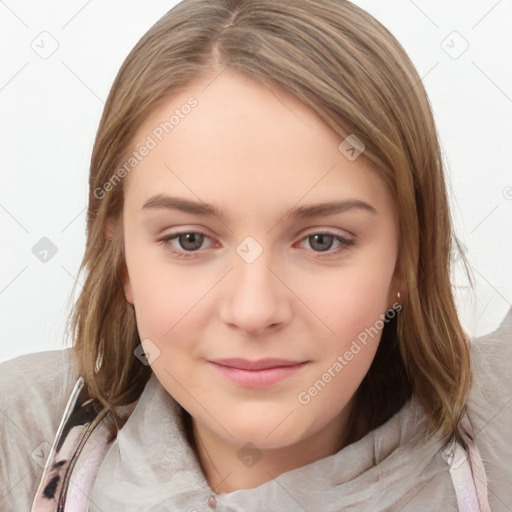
[{"x1": 1, "y1": 0, "x2": 511, "y2": 363}]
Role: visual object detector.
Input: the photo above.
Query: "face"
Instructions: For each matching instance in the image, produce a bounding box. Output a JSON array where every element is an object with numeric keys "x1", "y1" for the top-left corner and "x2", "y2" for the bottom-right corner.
[{"x1": 119, "y1": 68, "x2": 401, "y2": 452}]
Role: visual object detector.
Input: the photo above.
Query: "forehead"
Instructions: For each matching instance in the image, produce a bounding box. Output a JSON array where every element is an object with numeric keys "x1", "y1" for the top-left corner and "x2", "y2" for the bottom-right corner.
[{"x1": 122, "y1": 69, "x2": 395, "y2": 223}]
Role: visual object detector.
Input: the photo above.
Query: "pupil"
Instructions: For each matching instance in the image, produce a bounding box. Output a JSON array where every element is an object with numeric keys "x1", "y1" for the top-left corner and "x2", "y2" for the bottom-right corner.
[
  {"x1": 180, "y1": 233, "x2": 203, "y2": 250},
  {"x1": 311, "y1": 234, "x2": 333, "y2": 252}
]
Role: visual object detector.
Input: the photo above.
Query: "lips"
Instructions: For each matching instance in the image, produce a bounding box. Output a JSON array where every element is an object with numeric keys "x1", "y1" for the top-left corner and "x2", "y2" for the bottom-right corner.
[
  {"x1": 208, "y1": 358, "x2": 309, "y2": 387},
  {"x1": 210, "y1": 358, "x2": 305, "y2": 370}
]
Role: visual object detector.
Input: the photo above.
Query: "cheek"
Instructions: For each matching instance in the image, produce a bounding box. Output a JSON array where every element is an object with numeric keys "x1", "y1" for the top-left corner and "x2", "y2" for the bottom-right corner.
[
  {"x1": 133, "y1": 277, "x2": 207, "y2": 341},
  {"x1": 293, "y1": 264, "x2": 393, "y2": 344},
  {"x1": 292, "y1": 228, "x2": 397, "y2": 329},
  {"x1": 124, "y1": 237, "x2": 211, "y2": 338}
]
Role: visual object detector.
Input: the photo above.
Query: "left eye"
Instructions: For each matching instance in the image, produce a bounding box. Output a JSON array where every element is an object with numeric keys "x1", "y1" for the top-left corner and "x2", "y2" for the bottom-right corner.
[{"x1": 297, "y1": 233, "x2": 355, "y2": 254}]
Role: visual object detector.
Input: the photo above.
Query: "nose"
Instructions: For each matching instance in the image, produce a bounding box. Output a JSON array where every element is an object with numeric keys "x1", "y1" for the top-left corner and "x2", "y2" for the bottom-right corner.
[{"x1": 218, "y1": 247, "x2": 293, "y2": 336}]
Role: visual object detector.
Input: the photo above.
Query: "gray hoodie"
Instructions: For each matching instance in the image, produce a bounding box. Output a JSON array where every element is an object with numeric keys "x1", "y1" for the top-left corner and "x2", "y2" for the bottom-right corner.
[{"x1": 1, "y1": 308, "x2": 510, "y2": 511}]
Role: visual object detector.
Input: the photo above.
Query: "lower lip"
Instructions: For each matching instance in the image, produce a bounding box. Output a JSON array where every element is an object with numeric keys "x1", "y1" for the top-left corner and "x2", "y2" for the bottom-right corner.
[{"x1": 209, "y1": 362, "x2": 308, "y2": 387}]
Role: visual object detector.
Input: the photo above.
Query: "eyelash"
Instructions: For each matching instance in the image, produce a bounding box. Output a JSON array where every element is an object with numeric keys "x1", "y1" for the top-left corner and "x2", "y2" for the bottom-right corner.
[{"x1": 157, "y1": 230, "x2": 355, "y2": 259}]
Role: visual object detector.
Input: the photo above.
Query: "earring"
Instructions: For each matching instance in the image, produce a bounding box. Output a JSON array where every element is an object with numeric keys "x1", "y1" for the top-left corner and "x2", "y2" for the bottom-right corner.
[{"x1": 385, "y1": 291, "x2": 401, "y2": 319}]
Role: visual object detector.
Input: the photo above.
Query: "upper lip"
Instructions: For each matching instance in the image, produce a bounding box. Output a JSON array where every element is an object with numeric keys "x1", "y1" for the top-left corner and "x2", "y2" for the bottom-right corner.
[{"x1": 209, "y1": 358, "x2": 307, "y2": 371}]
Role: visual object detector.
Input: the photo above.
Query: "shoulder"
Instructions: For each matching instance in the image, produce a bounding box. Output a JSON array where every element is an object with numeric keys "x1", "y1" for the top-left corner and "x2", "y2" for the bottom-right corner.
[
  {"x1": 0, "y1": 347, "x2": 80, "y2": 426},
  {"x1": 469, "y1": 307, "x2": 512, "y2": 396},
  {"x1": 466, "y1": 307, "x2": 512, "y2": 507},
  {"x1": 0, "y1": 347, "x2": 80, "y2": 509},
  {"x1": 1, "y1": 346, "x2": 77, "y2": 388}
]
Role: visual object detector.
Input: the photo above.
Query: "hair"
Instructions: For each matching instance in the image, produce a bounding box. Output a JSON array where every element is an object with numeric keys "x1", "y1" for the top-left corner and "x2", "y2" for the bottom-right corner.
[{"x1": 69, "y1": 0, "x2": 474, "y2": 448}]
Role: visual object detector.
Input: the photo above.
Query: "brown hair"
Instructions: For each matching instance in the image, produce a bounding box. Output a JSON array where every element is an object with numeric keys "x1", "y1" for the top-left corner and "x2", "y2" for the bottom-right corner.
[{"x1": 69, "y1": 0, "x2": 474, "y2": 447}]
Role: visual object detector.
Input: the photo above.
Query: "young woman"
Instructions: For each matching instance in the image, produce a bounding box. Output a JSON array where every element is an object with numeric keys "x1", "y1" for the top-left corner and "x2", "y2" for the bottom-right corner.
[{"x1": 1, "y1": 0, "x2": 510, "y2": 510}]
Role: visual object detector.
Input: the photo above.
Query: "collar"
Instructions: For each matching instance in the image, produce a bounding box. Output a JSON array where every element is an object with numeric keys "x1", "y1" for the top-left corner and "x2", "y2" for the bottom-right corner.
[{"x1": 90, "y1": 372, "x2": 453, "y2": 511}]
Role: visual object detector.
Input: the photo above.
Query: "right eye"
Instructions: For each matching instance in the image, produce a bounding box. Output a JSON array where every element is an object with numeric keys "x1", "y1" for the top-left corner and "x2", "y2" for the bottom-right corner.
[{"x1": 158, "y1": 230, "x2": 216, "y2": 258}]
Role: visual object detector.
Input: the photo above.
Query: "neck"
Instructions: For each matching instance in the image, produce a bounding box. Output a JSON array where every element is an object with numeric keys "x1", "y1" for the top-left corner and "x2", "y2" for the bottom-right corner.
[{"x1": 188, "y1": 408, "x2": 351, "y2": 494}]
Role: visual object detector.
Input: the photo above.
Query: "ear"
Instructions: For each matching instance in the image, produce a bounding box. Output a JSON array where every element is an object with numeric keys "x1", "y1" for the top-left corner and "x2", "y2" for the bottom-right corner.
[
  {"x1": 121, "y1": 263, "x2": 134, "y2": 306},
  {"x1": 387, "y1": 273, "x2": 406, "y2": 310},
  {"x1": 104, "y1": 217, "x2": 115, "y2": 240},
  {"x1": 104, "y1": 216, "x2": 134, "y2": 306}
]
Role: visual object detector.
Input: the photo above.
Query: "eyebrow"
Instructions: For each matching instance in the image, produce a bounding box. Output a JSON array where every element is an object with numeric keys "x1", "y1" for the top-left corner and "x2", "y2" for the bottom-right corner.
[{"x1": 141, "y1": 194, "x2": 378, "y2": 220}]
